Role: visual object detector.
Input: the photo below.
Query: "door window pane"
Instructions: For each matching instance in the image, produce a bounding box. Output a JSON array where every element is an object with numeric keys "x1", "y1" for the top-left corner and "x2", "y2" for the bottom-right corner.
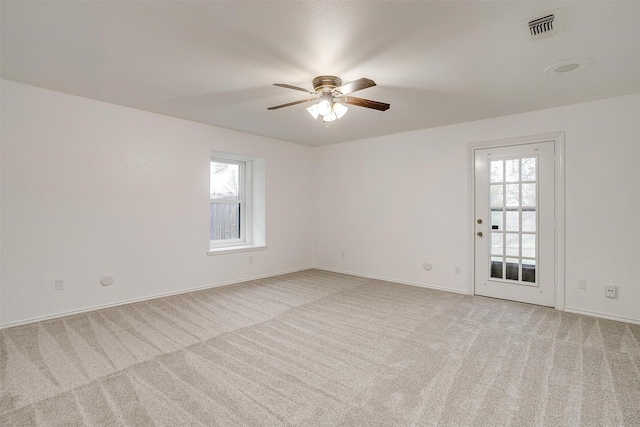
[
  {"x1": 505, "y1": 159, "x2": 520, "y2": 182},
  {"x1": 505, "y1": 184, "x2": 520, "y2": 207},
  {"x1": 521, "y1": 158, "x2": 536, "y2": 181},
  {"x1": 491, "y1": 257, "x2": 504, "y2": 279},
  {"x1": 506, "y1": 258, "x2": 520, "y2": 281},
  {"x1": 491, "y1": 161, "x2": 503, "y2": 183},
  {"x1": 491, "y1": 233, "x2": 503, "y2": 255},
  {"x1": 505, "y1": 210, "x2": 519, "y2": 231},
  {"x1": 522, "y1": 211, "x2": 536, "y2": 232},
  {"x1": 521, "y1": 183, "x2": 536, "y2": 206},
  {"x1": 491, "y1": 185, "x2": 504, "y2": 207},
  {"x1": 505, "y1": 233, "x2": 519, "y2": 256},
  {"x1": 522, "y1": 260, "x2": 536, "y2": 283},
  {"x1": 522, "y1": 234, "x2": 536, "y2": 258},
  {"x1": 491, "y1": 210, "x2": 503, "y2": 231}
]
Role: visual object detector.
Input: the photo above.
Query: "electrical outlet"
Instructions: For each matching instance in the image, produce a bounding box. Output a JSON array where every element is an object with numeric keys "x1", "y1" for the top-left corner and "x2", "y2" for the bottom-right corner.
[
  {"x1": 55, "y1": 279, "x2": 64, "y2": 290},
  {"x1": 341, "y1": 251, "x2": 345, "y2": 258},
  {"x1": 249, "y1": 256, "x2": 253, "y2": 264},
  {"x1": 605, "y1": 285, "x2": 617, "y2": 298},
  {"x1": 578, "y1": 279, "x2": 586, "y2": 290},
  {"x1": 454, "y1": 266, "x2": 461, "y2": 275}
]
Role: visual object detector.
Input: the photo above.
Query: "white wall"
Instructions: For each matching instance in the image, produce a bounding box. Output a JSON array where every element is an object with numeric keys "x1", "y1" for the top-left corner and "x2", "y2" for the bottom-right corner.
[
  {"x1": 2, "y1": 80, "x2": 639, "y2": 327},
  {"x1": 314, "y1": 94, "x2": 640, "y2": 323},
  {"x1": 0, "y1": 80, "x2": 314, "y2": 326}
]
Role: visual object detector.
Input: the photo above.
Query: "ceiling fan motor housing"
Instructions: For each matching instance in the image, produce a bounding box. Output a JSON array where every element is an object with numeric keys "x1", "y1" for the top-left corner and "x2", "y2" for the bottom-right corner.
[
  {"x1": 268, "y1": 75, "x2": 389, "y2": 112},
  {"x1": 312, "y1": 75, "x2": 342, "y2": 93}
]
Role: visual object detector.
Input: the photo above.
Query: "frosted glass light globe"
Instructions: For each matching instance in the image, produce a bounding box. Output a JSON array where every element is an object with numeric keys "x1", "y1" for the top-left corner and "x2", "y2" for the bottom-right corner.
[
  {"x1": 306, "y1": 104, "x2": 319, "y2": 119},
  {"x1": 322, "y1": 111, "x2": 338, "y2": 123},
  {"x1": 316, "y1": 99, "x2": 332, "y2": 116},
  {"x1": 333, "y1": 102, "x2": 348, "y2": 119}
]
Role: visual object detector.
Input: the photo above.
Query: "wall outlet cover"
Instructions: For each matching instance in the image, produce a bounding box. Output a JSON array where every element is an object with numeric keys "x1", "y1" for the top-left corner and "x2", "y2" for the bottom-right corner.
[{"x1": 605, "y1": 285, "x2": 617, "y2": 298}]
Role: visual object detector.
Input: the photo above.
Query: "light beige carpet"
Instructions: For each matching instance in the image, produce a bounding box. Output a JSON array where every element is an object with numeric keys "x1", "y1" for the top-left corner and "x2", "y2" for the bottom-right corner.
[{"x1": 1, "y1": 269, "x2": 639, "y2": 426}]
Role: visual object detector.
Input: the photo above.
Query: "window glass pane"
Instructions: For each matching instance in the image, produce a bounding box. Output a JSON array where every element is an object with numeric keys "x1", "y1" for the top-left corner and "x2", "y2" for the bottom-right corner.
[
  {"x1": 490, "y1": 161, "x2": 503, "y2": 183},
  {"x1": 522, "y1": 260, "x2": 536, "y2": 283},
  {"x1": 521, "y1": 158, "x2": 536, "y2": 181},
  {"x1": 521, "y1": 183, "x2": 536, "y2": 206},
  {"x1": 522, "y1": 234, "x2": 536, "y2": 258},
  {"x1": 505, "y1": 184, "x2": 519, "y2": 207},
  {"x1": 505, "y1": 210, "x2": 519, "y2": 231},
  {"x1": 505, "y1": 233, "x2": 519, "y2": 256},
  {"x1": 506, "y1": 258, "x2": 520, "y2": 281},
  {"x1": 210, "y1": 202, "x2": 240, "y2": 240},
  {"x1": 210, "y1": 162, "x2": 240, "y2": 200},
  {"x1": 491, "y1": 257, "x2": 503, "y2": 279},
  {"x1": 490, "y1": 185, "x2": 504, "y2": 207},
  {"x1": 491, "y1": 233, "x2": 503, "y2": 255},
  {"x1": 491, "y1": 210, "x2": 503, "y2": 231},
  {"x1": 505, "y1": 159, "x2": 520, "y2": 182},
  {"x1": 522, "y1": 210, "x2": 536, "y2": 232}
]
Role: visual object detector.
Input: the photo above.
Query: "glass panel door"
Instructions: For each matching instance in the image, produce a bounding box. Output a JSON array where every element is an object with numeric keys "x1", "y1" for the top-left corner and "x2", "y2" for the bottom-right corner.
[{"x1": 474, "y1": 141, "x2": 556, "y2": 307}]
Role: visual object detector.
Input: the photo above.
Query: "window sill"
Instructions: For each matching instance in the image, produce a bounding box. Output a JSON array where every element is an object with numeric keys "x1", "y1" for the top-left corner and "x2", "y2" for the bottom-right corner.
[{"x1": 207, "y1": 245, "x2": 268, "y2": 256}]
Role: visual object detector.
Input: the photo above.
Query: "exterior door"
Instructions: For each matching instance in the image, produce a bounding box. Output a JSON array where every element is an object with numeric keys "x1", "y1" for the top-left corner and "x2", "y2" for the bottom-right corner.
[{"x1": 474, "y1": 141, "x2": 555, "y2": 307}]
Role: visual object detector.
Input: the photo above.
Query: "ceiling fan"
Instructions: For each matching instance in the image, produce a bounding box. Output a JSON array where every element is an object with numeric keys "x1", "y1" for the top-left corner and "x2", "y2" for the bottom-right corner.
[{"x1": 268, "y1": 75, "x2": 390, "y2": 123}]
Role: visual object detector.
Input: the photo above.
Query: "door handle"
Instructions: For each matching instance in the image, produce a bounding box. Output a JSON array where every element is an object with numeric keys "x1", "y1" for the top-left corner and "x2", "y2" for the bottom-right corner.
[{"x1": 477, "y1": 232, "x2": 483, "y2": 237}]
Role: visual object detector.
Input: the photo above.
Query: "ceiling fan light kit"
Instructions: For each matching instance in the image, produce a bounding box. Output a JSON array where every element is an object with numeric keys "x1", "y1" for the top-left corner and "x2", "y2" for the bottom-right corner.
[
  {"x1": 332, "y1": 102, "x2": 348, "y2": 118},
  {"x1": 307, "y1": 95, "x2": 348, "y2": 123},
  {"x1": 268, "y1": 75, "x2": 390, "y2": 124},
  {"x1": 316, "y1": 95, "x2": 333, "y2": 116}
]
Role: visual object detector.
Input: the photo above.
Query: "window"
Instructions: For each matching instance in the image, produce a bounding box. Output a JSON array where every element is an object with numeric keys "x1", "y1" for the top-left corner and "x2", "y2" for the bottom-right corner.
[
  {"x1": 489, "y1": 157, "x2": 538, "y2": 283},
  {"x1": 208, "y1": 151, "x2": 266, "y2": 255},
  {"x1": 210, "y1": 158, "x2": 246, "y2": 245}
]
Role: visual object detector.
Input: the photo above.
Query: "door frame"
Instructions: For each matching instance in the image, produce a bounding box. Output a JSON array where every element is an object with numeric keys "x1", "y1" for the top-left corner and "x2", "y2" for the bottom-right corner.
[{"x1": 468, "y1": 132, "x2": 565, "y2": 310}]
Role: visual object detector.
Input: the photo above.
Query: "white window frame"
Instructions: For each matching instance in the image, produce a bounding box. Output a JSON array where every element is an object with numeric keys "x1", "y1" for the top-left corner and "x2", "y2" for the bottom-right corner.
[
  {"x1": 209, "y1": 157, "x2": 249, "y2": 247},
  {"x1": 208, "y1": 151, "x2": 266, "y2": 256}
]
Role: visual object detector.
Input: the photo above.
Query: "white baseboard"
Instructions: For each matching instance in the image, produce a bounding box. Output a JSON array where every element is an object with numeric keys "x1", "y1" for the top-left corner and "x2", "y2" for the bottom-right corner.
[
  {"x1": 0, "y1": 266, "x2": 313, "y2": 330},
  {"x1": 563, "y1": 306, "x2": 640, "y2": 325},
  {"x1": 4, "y1": 266, "x2": 636, "y2": 329},
  {"x1": 317, "y1": 267, "x2": 640, "y2": 326},
  {"x1": 314, "y1": 266, "x2": 470, "y2": 295}
]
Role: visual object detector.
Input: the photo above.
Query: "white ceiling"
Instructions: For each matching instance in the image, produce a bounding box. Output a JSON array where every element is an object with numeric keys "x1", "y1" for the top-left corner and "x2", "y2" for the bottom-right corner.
[{"x1": 2, "y1": 1, "x2": 639, "y2": 147}]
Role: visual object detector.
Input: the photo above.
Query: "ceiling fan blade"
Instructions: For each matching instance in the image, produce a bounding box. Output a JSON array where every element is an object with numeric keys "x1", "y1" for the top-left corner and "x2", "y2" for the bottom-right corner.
[
  {"x1": 267, "y1": 98, "x2": 315, "y2": 110},
  {"x1": 343, "y1": 96, "x2": 390, "y2": 111},
  {"x1": 335, "y1": 78, "x2": 376, "y2": 95},
  {"x1": 273, "y1": 83, "x2": 315, "y2": 94}
]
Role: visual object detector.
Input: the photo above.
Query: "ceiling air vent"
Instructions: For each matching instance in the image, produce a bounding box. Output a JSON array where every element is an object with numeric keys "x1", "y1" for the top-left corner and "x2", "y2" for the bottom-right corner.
[{"x1": 526, "y1": 9, "x2": 562, "y2": 40}]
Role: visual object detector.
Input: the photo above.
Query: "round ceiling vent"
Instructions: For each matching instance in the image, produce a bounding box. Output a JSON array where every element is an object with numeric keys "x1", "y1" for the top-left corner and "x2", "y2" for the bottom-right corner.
[{"x1": 544, "y1": 58, "x2": 593, "y2": 76}]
